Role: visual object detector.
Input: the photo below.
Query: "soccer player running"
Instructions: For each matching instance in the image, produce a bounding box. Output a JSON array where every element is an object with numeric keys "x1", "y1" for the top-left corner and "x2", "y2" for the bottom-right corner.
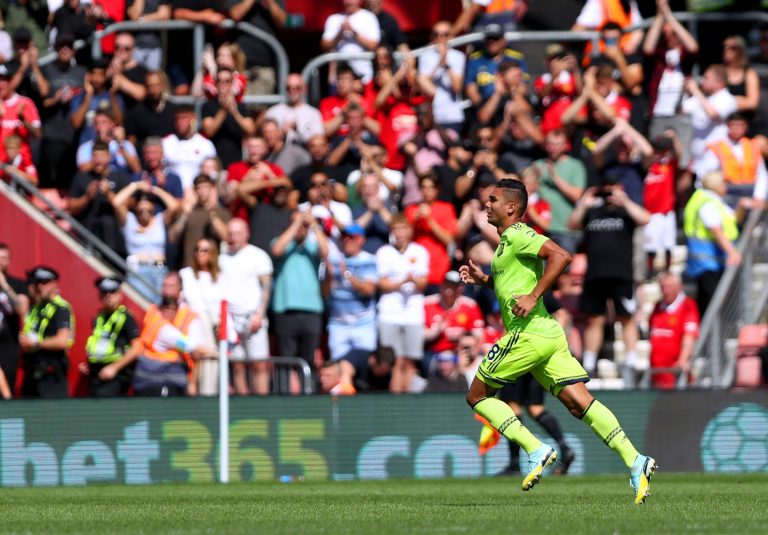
[{"x1": 461, "y1": 179, "x2": 655, "y2": 505}]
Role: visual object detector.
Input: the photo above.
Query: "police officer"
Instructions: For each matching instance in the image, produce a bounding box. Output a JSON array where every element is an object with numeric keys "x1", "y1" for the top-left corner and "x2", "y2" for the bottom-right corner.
[
  {"x1": 19, "y1": 266, "x2": 74, "y2": 398},
  {"x1": 80, "y1": 277, "x2": 141, "y2": 397}
]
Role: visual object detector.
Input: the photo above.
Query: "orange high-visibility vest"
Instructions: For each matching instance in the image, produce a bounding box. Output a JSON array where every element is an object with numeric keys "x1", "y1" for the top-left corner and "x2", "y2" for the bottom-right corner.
[
  {"x1": 485, "y1": 0, "x2": 516, "y2": 14},
  {"x1": 708, "y1": 138, "x2": 762, "y2": 186},
  {"x1": 582, "y1": 0, "x2": 635, "y2": 66},
  {"x1": 141, "y1": 305, "x2": 197, "y2": 364}
]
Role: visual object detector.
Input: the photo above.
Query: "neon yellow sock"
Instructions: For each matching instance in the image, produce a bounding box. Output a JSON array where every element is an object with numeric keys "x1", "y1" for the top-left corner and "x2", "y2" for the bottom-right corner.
[
  {"x1": 582, "y1": 400, "x2": 639, "y2": 468},
  {"x1": 473, "y1": 397, "x2": 542, "y2": 454}
]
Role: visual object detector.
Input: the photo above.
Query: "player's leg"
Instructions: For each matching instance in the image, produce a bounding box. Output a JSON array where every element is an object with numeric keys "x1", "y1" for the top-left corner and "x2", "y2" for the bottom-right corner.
[
  {"x1": 469, "y1": 333, "x2": 556, "y2": 491},
  {"x1": 500, "y1": 384, "x2": 523, "y2": 474}
]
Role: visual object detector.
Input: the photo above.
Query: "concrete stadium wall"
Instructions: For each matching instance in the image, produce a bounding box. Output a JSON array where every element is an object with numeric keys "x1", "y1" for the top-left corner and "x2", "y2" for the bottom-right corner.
[{"x1": 0, "y1": 391, "x2": 766, "y2": 487}]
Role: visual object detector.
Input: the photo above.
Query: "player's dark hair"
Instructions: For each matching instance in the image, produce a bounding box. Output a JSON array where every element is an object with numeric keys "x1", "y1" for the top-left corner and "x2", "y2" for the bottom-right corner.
[{"x1": 496, "y1": 178, "x2": 528, "y2": 216}]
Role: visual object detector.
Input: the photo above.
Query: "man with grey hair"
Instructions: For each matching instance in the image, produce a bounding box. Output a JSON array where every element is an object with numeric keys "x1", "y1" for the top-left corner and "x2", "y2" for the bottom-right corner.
[
  {"x1": 137, "y1": 136, "x2": 184, "y2": 199},
  {"x1": 265, "y1": 73, "x2": 324, "y2": 146}
]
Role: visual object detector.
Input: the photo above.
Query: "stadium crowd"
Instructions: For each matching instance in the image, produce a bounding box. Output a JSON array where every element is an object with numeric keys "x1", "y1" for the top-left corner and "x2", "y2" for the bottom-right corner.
[{"x1": 1, "y1": 0, "x2": 768, "y2": 398}]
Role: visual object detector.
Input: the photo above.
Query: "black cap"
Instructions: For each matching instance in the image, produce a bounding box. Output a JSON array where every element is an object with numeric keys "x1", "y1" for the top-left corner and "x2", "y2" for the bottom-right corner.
[
  {"x1": 484, "y1": 24, "x2": 504, "y2": 40},
  {"x1": 96, "y1": 276, "x2": 121, "y2": 294},
  {"x1": 55, "y1": 32, "x2": 75, "y2": 50},
  {"x1": 12, "y1": 27, "x2": 32, "y2": 43},
  {"x1": 27, "y1": 266, "x2": 59, "y2": 284}
]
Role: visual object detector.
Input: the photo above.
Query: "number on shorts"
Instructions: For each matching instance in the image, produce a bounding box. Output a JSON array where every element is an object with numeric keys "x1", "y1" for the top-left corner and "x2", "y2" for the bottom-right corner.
[{"x1": 485, "y1": 343, "x2": 501, "y2": 362}]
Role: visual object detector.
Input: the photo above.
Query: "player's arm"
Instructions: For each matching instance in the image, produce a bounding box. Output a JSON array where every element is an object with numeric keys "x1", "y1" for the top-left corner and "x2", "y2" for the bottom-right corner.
[
  {"x1": 513, "y1": 240, "x2": 572, "y2": 318},
  {"x1": 459, "y1": 259, "x2": 493, "y2": 288}
]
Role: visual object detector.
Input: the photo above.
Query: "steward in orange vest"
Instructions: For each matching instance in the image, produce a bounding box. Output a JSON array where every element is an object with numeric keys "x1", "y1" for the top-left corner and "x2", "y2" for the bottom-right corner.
[{"x1": 132, "y1": 297, "x2": 213, "y2": 397}]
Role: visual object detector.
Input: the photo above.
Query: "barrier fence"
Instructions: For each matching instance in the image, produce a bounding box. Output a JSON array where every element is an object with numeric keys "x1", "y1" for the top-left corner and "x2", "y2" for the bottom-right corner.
[{"x1": 0, "y1": 390, "x2": 766, "y2": 488}]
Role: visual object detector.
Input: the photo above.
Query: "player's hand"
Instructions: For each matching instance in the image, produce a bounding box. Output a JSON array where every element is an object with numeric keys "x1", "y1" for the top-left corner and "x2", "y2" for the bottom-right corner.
[
  {"x1": 512, "y1": 293, "x2": 537, "y2": 317},
  {"x1": 459, "y1": 259, "x2": 487, "y2": 286}
]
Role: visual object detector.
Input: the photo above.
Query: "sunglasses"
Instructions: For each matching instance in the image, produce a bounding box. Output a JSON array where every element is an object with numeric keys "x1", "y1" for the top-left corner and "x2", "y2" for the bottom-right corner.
[
  {"x1": 217, "y1": 78, "x2": 233, "y2": 84},
  {"x1": 115, "y1": 45, "x2": 134, "y2": 51},
  {"x1": 195, "y1": 247, "x2": 211, "y2": 253},
  {"x1": 286, "y1": 85, "x2": 303, "y2": 90},
  {"x1": 432, "y1": 31, "x2": 449, "y2": 38}
]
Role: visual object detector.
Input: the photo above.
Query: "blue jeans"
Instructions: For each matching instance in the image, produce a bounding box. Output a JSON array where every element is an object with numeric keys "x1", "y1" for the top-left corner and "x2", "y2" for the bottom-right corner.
[{"x1": 128, "y1": 264, "x2": 167, "y2": 303}]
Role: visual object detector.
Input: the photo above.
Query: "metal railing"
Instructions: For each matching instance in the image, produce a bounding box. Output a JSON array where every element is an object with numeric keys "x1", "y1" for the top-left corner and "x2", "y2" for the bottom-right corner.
[
  {"x1": 691, "y1": 208, "x2": 768, "y2": 388},
  {"x1": 1, "y1": 166, "x2": 160, "y2": 303},
  {"x1": 300, "y1": 29, "x2": 602, "y2": 105},
  {"x1": 271, "y1": 356, "x2": 314, "y2": 395}
]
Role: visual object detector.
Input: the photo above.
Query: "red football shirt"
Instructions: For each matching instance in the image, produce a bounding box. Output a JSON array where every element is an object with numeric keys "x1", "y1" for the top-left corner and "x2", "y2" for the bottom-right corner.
[
  {"x1": 226, "y1": 160, "x2": 285, "y2": 221},
  {"x1": 649, "y1": 294, "x2": 699, "y2": 389},
  {"x1": 405, "y1": 201, "x2": 458, "y2": 286},
  {"x1": 424, "y1": 294, "x2": 485, "y2": 353},
  {"x1": 643, "y1": 158, "x2": 677, "y2": 214},
  {"x1": 523, "y1": 194, "x2": 551, "y2": 235},
  {"x1": 0, "y1": 94, "x2": 41, "y2": 164}
]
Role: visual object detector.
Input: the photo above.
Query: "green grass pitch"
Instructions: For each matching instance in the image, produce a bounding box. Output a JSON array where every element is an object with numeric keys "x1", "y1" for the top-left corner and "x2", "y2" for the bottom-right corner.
[{"x1": 2, "y1": 474, "x2": 767, "y2": 534}]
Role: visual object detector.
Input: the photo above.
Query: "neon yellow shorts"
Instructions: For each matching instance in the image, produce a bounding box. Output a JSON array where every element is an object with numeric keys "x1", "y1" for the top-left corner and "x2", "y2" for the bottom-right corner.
[{"x1": 476, "y1": 329, "x2": 589, "y2": 396}]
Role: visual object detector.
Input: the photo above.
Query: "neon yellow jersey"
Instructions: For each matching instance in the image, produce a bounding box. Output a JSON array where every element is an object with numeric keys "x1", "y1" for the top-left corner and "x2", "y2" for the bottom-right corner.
[{"x1": 491, "y1": 222, "x2": 563, "y2": 338}]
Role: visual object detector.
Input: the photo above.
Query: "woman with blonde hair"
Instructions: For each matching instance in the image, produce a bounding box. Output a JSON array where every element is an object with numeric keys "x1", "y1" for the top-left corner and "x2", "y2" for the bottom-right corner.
[
  {"x1": 722, "y1": 35, "x2": 760, "y2": 115},
  {"x1": 180, "y1": 238, "x2": 224, "y2": 396},
  {"x1": 192, "y1": 42, "x2": 249, "y2": 102}
]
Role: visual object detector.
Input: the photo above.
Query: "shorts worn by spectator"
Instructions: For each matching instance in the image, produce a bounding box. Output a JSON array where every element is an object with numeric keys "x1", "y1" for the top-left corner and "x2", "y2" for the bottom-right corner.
[
  {"x1": 168, "y1": 174, "x2": 231, "y2": 268},
  {"x1": 201, "y1": 67, "x2": 256, "y2": 169},
  {"x1": 219, "y1": 219, "x2": 273, "y2": 396},
  {"x1": 324, "y1": 223, "x2": 379, "y2": 362},
  {"x1": 163, "y1": 106, "x2": 217, "y2": 191},
  {"x1": 648, "y1": 271, "x2": 699, "y2": 389},
  {"x1": 82, "y1": 276, "x2": 141, "y2": 397},
  {"x1": 20, "y1": 266, "x2": 74, "y2": 399},
  {"x1": 68, "y1": 141, "x2": 132, "y2": 256},
  {"x1": 320, "y1": 0, "x2": 381, "y2": 83},
  {"x1": 39, "y1": 32, "x2": 86, "y2": 186},
  {"x1": 270, "y1": 210, "x2": 330, "y2": 384},
  {"x1": 567, "y1": 177, "x2": 650, "y2": 385},
  {"x1": 0, "y1": 243, "x2": 30, "y2": 398},
  {"x1": 263, "y1": 118, "x2": 311, "y2": 176},
  {"x1": 227, "y1": 0, "x2": 286, "y2": 95},
  {"x1": 376, "y1": 214, "x2": 429, "y2": 393},
  {"x1": 76, "y1": 109, "x2": 141, "y2": 175},
  {"x1": 265, "y1": 73, "x2": 324, "y2": 146},
  {"x1": 126, "y1": 0, "x2": 172, "y2": 70}
]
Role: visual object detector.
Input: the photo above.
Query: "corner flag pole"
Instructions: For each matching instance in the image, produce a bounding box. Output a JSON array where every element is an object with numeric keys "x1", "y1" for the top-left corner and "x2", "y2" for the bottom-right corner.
[{"x1": 219, "y1": 300, "x2": 229, "y2": 484}]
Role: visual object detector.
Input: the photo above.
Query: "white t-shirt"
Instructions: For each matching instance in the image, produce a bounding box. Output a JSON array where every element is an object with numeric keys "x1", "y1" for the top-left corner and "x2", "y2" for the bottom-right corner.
[
  {"x1": 321, "y1": 9, "x2": 381, "y2": 83},
  {"x1": 698, "y1": 190, "x2": 735, "y2": 229},
  {"x1": 265, "y1": 102, "x2": 324, "y2": 145},
  {"x1": 653, "y1": 49, "x2": 685, "y2": 117},
  {"x1": 576, "y1": 0, "x2": 641, "y2": 28},
  {"x1": 162, "y1": 133, "x2": 217, "y2": 192},
  {"x1": 180, "y1": 267, "x2": 223, "y2": 325},
  {"x1": 696, "y1": 138, "x2": 768, "y2": 200},
  {"x1": 346, "y1": 169, "x2": 403, "y2": 211},
  {"x1": 682, "y1": 88, "x2": 737, "y2": 168},
  {"x1": 155, "y1": 315, "x2": 205, "y2": 353},
  {"x1": 376, "y1": 242, "x2": 430, "y2": 325},
  {"x1": 218, "y1": 244, "x2": 273, "y2": 316},
  {"x1": 418, "y1": 48, "x2": 466, "y2": 125}
]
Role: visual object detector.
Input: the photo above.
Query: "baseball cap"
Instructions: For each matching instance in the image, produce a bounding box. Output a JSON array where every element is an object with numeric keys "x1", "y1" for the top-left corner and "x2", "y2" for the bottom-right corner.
[
  {"x1": 95, "y1": 276, "x2": 121, "y2": 294},
  {"x1": 342, "y1": 223, "x2": 365, "y2": 237},
  {"x1": 444, "y1": 271, "x2": 461, "y2": 284},
  {"x1": 484, "y1": 24, "x2": 504, "y2": 40},
  {"x1": 27, "y1": 266, "x2": 59, "y2": 284},
  {"x1": 544, "y1": 43, "x2": 566, "y2": 59}
]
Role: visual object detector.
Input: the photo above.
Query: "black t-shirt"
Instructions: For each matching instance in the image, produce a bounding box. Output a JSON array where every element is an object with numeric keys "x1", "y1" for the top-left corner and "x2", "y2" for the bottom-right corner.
[
  {"x1": 227, "y1": 0, "x2": 283, "y2": 67},
  {"x1": 329, "y1": 133, "x2": 380, "y2": 177},
  {"x1": 248, "y1": 202, "x2": 292, "y2": 254},
  {"x1": 68, "y1": 170, "x2": 132, "y2": 254},
  {"x1": 120, "y1": 64, "x2": 149, "y2": 110},
  {"x1": 600, "y1": 160, "x2": 645, "y2": 206},
  {"x1": 582, "y1": 203, "x2": 636, "y2": 282},
  {"x1": 433, "y1": 163, "x2": 461, "y2": 205},
  {"x1": 201, "y1": 100, "x2": 251, "y2": 168},
  {"x1": 89, "y1": 308, "x2": 140, "y2": 360},
  {"x1": 4, "y1": 58, "x2": 40, "y2": 103},
  {"x1": 52, "y1": 5, "x2": 95, "y2": 64},
  {"x1": 498, "y1": 135, "x2": 543, "y2": 174},
  {"x1": 125, "y1": 99, "x2": 176, "y2": 151},
  {"x1": 41, "y1": 62, "x2": 87, "y2": 141},
  {"x1": 126, "y1": 0, "x2": 170, "y2": 49},
  {"x1": 377, "y1": 10, "x2": 406, "y2": 51},
  {"x1": 0, "y1": 274, "x2": 27, "y2": 345},
  {"x1": 23, "y1": 298, "x2": 72, "y2": 363}
]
